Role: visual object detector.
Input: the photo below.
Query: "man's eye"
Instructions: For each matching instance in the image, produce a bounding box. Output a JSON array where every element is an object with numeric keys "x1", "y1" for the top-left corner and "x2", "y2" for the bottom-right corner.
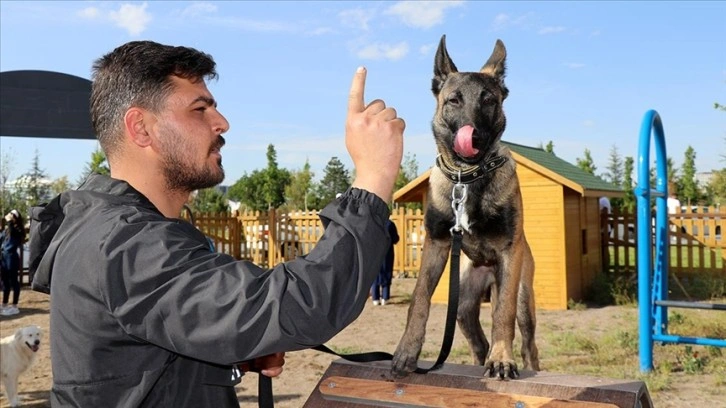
[{"x1": 195, "y1": 107, "x2": 206, "y2": 112}]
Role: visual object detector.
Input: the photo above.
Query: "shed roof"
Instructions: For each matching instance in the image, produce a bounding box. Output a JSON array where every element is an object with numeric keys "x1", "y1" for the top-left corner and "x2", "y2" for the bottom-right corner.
[
  {"x1": 503, "y1": 141, "x2": 624, "y2": 197},
  {"x1": 394, "y1": 141, "x2": 624, "y2": 203}
]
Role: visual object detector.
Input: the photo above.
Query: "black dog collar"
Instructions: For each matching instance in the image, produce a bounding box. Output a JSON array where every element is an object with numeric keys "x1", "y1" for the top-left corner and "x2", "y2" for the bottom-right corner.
[{"x1": 436, "y1": 153, "x2": 508, "y2": 184}]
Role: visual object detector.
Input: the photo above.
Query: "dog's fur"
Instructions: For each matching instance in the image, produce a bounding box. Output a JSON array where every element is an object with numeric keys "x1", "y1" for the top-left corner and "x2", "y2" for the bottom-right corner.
[
  {"x1": 1, "y1": 325, "x2": 42, "y2": 407},
  {"x1": 392, "y1": 36, "x2": 540, "y2": 380}
]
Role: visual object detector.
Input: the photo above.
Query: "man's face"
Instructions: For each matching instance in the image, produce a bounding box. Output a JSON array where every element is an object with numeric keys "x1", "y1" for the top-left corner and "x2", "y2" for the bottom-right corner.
[{"x1": 153, "y1": 76, "x2": 230, "y2": 192}]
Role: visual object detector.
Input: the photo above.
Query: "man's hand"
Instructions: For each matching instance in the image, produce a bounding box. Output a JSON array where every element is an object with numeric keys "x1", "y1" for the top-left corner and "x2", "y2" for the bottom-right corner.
[
  {"x1": 346, "y1": 67, "x2": 405, "y2": 203},
  {"x1": 238, "y1": 352, "x2": 285, "y2": 377}
]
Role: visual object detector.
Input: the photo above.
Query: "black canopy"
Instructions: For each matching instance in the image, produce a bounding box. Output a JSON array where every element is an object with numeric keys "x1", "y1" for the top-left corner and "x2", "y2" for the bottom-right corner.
[{"x1": 0, "y1": 70, "x2": 95, "y2": 140}]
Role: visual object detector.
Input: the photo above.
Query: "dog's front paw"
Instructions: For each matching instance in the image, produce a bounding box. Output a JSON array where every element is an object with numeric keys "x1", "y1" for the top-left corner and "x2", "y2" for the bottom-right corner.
[
  {"x1": 391, "y1": 347, "x2": 420, "y2": 378},
  {"x1": 483, "y1": 358, "x2": 519, "y2": 380}
]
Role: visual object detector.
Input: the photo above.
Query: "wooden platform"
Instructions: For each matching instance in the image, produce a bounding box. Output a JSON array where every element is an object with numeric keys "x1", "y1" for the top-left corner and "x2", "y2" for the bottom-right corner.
[{"x1": 303, "y1": 359, "x2": 652, "y2": 408}]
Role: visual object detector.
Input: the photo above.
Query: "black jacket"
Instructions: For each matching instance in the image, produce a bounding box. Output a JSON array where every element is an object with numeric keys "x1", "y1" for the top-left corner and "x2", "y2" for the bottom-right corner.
[{"x1": 29, "y1": 174, "x2": 390, "y2": 407}]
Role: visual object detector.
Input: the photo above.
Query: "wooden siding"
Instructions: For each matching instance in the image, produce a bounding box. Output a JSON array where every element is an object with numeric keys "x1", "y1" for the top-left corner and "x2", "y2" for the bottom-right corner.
[
  {"x1": 519, "y1": 164, "x2": 568, "y2": 310},
  {"x1": 563, "y1": 192, "x2": 582, "y2": 308}
]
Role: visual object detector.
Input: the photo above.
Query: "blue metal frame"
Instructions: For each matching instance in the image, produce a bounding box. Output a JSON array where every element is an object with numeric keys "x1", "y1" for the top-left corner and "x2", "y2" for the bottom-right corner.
[{"x1": 636, "y1": 110, "x2": 726, "y2": 373}]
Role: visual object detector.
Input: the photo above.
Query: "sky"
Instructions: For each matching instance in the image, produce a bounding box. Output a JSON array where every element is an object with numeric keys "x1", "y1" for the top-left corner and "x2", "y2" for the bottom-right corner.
[{"x1": 1, "y1": 1, "x2": 725, "y2": 188}]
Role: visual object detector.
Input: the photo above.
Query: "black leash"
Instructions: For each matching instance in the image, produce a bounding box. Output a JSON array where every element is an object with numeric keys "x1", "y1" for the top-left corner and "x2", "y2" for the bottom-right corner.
[{"x1": 309, "y1": 230, "x2": 462, "y2": 374}]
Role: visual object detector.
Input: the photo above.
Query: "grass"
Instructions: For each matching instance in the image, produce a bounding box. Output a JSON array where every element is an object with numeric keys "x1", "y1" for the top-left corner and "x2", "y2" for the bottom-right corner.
[
  {"x1": 539, "y1": 305, "x2": 726, "y2": 402},
  {"x1": 428, "y1": 300, "x2": 726, "y2": 403},
  {"x1": 609, "y1": 246, "x2": 725, "y2": 271}
]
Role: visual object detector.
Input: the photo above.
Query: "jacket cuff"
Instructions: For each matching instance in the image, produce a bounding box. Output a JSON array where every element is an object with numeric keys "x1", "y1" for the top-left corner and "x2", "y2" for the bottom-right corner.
[{"x1": 339, "y1": 187, "x2": 391, "y2": 225}]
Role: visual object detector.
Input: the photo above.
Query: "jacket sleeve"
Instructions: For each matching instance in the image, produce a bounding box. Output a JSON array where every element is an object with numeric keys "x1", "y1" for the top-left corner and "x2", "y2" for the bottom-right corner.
[{"x1": 99, "y1": 187, "x2": 391, "y2": 365}]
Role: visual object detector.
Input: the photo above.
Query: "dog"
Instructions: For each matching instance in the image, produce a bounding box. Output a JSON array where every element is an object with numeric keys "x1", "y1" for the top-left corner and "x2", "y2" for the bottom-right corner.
[
  {"x1": 1, "y1": 325, "x2": 42, "y2": 407},
  {"x1": 392, "y1": 35, "x2": 540, "y2": 380}
]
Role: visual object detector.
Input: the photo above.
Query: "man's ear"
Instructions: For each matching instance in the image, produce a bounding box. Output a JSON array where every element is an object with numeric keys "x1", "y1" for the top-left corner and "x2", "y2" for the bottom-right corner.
[{"x1": 124, "y1": 108, "x2": 153, "y2": 148}]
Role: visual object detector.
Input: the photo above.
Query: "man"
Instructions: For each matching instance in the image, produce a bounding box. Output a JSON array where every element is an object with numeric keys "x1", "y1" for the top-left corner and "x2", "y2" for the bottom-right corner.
[{"x1": 29, "y1": 41, "x2": 404, "y2": 407}]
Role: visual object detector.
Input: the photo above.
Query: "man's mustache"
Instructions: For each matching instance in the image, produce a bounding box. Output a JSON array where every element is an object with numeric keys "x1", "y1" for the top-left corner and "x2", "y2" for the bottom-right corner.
[{"x1": 211, "y1": 135, "x2": 226, "y2": 152}]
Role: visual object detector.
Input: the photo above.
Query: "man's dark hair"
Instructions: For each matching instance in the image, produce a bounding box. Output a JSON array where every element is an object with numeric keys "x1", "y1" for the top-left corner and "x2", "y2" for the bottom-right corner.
[{"x1": 90, "y1": 41, "x2": 218, "y2": 158}]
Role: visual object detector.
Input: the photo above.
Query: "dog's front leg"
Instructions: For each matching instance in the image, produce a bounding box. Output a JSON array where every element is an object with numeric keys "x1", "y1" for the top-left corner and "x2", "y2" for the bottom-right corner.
[
  {"x1": 391, "y1": 235, "x2": 450, "y2": 377},
  {"x1": 457, "y1": 260, "x2": 494, "y2": 366},
  {"x1": 4, "y1": 375, "x2": 19, "y2": 407},
  {"x1": 484, "y1": 247, "x2": 523, "y2": 380}
]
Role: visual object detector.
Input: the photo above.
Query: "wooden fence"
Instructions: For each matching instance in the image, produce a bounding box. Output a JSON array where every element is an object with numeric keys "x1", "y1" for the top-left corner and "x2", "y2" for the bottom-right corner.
[
  {"x1": 190, "y1": 207, "x2": 427, "y2": 276},
  {"x1": 20, "y1": 205, "x2": 723, "y2": 285},
  {"x1": 605, "y1": 206, "x2": 725, "y2": 276}
]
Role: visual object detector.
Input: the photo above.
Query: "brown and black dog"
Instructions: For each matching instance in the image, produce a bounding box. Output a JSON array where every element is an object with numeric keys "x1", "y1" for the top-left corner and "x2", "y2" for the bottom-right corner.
[{"x1": 392, "y1": 35, "x2": 540, "y2": 380}]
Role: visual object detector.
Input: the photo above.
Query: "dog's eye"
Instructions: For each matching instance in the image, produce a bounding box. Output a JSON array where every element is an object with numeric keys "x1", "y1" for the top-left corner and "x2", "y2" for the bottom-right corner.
[{"x1": 447, "y1": 97, "x2": 460, "y2": 106}]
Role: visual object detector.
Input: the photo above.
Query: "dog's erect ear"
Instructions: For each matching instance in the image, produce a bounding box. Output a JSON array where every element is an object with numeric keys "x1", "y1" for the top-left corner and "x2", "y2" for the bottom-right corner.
[
  {"x1": 481, "y1": 39, "x2": 507, "y2": 80},
  {"x1": 432, "y1": 35, "x2": 458, "y2": 95}
]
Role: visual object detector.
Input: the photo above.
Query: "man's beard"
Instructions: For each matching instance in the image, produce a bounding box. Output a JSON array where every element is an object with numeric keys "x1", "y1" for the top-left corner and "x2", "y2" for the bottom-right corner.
[{"x1": 161, "y1": 136, "x2": 226, "y2": 192}]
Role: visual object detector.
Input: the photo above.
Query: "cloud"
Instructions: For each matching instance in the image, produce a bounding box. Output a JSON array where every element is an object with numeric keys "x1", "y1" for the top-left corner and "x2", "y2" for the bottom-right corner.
[
  {"x1": 384, "y1": 0, "x2": 464, "y2": 29},
  {"x1": 356, "y1": 42, "x2": 409, "y2": 61},
  {"x1": 209, "y1": 16, "x2": 296, "y2": 32},
  {"x1": 583, "y1": 120, "x2": 595, "y2": 127},
  {"x1": 109, "y1": 3, "x2": 152, "y2": 36},
  {"x1": 564, "y1": 62, "x2": 586, "y2": 69},
  {"x1": 181, "y1": 2, "x2": 217, "y2": 18},
  {"x1": 77, "y1": 7, "x2": 100, "y2": 19},
  {"x1": 308, "y1": 27, "x2": 334, "y2": 36},
  {"x1": 76, "y1": 2, "x2": 152, "y2": 36},
  {"x1": 419, "y1": 43, "x2": 435, "y2": 56},
  {"x1": 538, "y1": 26, "x2": 566, "y2": 35},
  {"x1": 338, "y1": 8, "x2": 375, "y2": 30},
  {"x1": 490, "y1": 12, "x2": 534, "y2": 32}
]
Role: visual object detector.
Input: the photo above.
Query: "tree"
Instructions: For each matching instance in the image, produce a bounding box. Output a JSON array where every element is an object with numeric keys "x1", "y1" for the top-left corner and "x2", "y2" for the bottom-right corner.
[
  {"x1": 50, "y1": 176, "x2": 72, "y2": 196},
  {"x1": 545, "y1": 141, "x2": 555, "y2": 154},
  {"x1": 536, "y1": 141, "x2": 555, "y2": 154},
  {"x1": 24, "y1": 149, "x2": 51, "y2": 206},
  {"x1": 0, "y1": 149, "x2": 23, "y2": 218},
  {"x1": 602, "y1": 145, "x2": 623, "y2": 187},
  {"x1": 395, "y1": 152, "x2": 420, "y2": 191},
  {"x1": 680, "y1": 146, "x2": 700, "y2": 205},
  {"x1": 394, "y1": 152, "x2": 422, "y2": 210},
  {"x1": 705, "y1": 169, "x2": 726, "y2": 206},
  {"x1": 576, "y1": 149, "x2": 597, "y2": 175},
  {"x1": 227, "y1": 144, "x2": 291, "y2": 211},
  {"x1": 191, "y1": 188, "x2": 229, "y2": 213},
  {"x1": 284, "y1": 160, "x2": 314, "y2": 211},
  {"x1": 261, "y1": 145, "x2": 291, "y2": 209},
  {"x1": 666, "y1": 157, "x2": 678, "y2": 185},
  {"x1": 621, "y1": 156, "x2": 636, "y2": 212},
  {"x1": 316, "y1": 156, "x2": 351, "y2": 206},
  {"x1": 228, "y1": 170, "x2": 267, "y2": 211},
  {"x1": 78, "y1": 147, "x2": 109, "y2": 185}
]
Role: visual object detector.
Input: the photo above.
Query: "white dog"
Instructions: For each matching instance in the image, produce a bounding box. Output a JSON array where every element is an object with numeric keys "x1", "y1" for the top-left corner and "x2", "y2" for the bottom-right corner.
[{"x1": 1, "y1": 325, "x2": 42, "y2": 407}]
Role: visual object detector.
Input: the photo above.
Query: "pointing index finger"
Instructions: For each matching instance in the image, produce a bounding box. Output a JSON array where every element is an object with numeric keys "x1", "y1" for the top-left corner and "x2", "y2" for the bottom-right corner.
[{"x1": 348, "y1": 66, "x2": 366, "y2": 114}]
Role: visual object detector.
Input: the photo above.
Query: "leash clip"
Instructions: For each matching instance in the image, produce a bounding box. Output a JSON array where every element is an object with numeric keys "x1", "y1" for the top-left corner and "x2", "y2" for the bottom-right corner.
[{"x1": 450, "y1": 171, "x2": 467, "y2": 235}]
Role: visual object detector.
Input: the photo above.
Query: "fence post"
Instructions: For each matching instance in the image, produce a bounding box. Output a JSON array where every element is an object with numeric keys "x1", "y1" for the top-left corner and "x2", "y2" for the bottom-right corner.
[{"x1": 268, "y1": 209, "x2": 276, "y2": 268}]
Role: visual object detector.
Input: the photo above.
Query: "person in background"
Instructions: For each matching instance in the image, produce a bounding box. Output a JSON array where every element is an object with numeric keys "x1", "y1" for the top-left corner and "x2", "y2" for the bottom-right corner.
[
  {"x1": 28, "y1": 40, "x2": 404, "y2": 407},
  {"x1": 371, "y1": 219, "x2": 399, "y2": 306},
  {"x1": 667, "y1": 182, "x2": 681, "y2": 215},
  {"x1": 1, "y1": 209, "x2": 25, "y2": 316},
  {"x1": 598, "y1": 197, "x2": 612, "y2": 272}
]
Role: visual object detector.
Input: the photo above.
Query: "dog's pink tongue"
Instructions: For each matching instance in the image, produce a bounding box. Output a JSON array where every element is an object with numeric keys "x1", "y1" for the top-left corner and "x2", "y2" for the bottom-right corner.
[{"x1": 454, "y1": 125, "x2": 479, "y2": 158}]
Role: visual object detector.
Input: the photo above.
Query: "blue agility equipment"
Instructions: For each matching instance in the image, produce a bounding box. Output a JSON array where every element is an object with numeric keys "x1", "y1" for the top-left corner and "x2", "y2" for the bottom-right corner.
[{"x1": 635, "y1": 110, "x2": 726, "y2": 373}]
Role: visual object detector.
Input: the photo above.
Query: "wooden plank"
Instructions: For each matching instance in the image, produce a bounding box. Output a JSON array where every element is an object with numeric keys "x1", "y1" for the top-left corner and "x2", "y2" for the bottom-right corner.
[
  {"x1": 319, "y1": 376, "x2": 619, "y2": 408},
  {"x1": 304, "y1": 359, "x2": 652, "y2": 408}
]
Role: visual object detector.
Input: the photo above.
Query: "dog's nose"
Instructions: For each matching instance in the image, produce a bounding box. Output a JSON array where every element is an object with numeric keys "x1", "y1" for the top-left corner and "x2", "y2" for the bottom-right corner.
[{"x1": 34, "y1": 340, "x2": 40, "y2": 345}]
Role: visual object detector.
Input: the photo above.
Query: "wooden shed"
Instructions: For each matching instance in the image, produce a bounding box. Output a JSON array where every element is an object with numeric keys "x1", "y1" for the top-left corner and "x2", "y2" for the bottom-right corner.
[{"x1": 394, "y1": 141, "x2": 623, "y2": 310}]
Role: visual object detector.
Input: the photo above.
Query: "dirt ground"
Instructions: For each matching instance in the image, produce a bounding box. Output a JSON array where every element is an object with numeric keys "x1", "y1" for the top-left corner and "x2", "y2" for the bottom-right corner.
[{"x1": 1, "y1": 279, "x2": 724, "y2": 407}]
